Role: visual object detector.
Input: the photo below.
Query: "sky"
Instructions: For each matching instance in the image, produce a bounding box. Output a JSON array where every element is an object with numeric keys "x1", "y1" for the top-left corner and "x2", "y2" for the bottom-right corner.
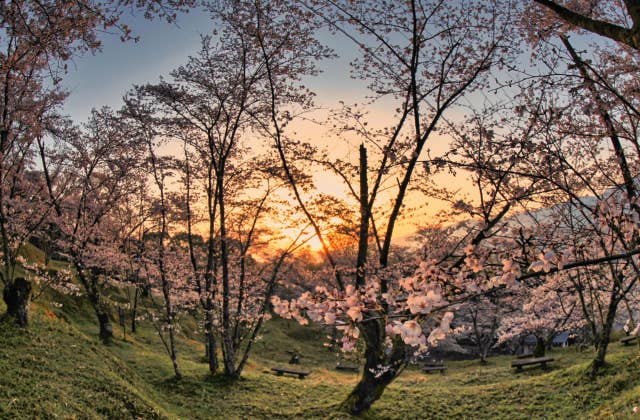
[
  {"x1": 60, "y1": 7, "x2": 475, "y2": 248},
  {"x1": 62, "y1": 10, "x2": 213, "y2": 122},
  {"x1": 62, "y1": 9, "x2": 365, "y2": 123}
]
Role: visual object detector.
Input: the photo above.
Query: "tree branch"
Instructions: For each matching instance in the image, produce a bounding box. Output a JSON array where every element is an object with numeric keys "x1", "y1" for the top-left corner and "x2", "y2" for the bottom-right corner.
[{"x1": 533, "y1": 0, "x2": 640, "y2": 49}]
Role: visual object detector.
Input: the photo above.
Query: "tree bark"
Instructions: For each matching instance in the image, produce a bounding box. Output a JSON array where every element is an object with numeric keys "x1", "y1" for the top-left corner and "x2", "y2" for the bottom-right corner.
[
  {"x1": 3, "y1": 277, "x2": 31, "y2": 326},
  {"x1": 591, "y1": 293, "x2": 619, "y2": 376},
  {"x1": 131, "y1": 287, "x2": 138, "y2": 334},
  {"x1": 168, "y1": 326, "x2": 182, "y2": 380},
  {"x1": 97, "y1": 311, "x2": 114, "y2": 341},
  {"x1": 76, "y1": 267, "x2": 113, "y2": 342},
  {"x1": 218, "y1": 170, "x2": 237, "y2": 378},
  {"x1": 533, "y1": 336, "x2": 546, "y2": 357},
  {"x1": 561, "y1": 36, "x2": 638, "y2": 202},
  {"x1": 534, "y1": 0, "x2": 640, "y2": 50},
  {"x1": 205, "y1": 308, "x2": 219, "y2": 374},
  {"x1": 342, "y1": 320, "x2": 406, "y2": 415},
  {"x1": 480, "y1": 352, "x2": 488, "y2": 364}
]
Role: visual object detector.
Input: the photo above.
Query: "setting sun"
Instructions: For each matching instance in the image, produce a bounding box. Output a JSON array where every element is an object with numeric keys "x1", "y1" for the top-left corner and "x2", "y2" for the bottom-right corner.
[{"x1": 306, "y1": 234, "x2": 325, "y2": 252}]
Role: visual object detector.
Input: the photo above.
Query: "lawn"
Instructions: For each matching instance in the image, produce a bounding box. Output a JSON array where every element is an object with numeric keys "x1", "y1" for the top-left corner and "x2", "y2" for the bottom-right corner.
[{"x1": 1, "y1": 297, "x2": 639, "y2": 419}]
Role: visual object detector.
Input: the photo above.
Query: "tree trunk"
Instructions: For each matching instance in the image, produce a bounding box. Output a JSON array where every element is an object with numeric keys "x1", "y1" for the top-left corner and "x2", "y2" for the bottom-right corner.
[
  {"x1": 205, "y1": 306, "x2": 219, "y2": 373},
  {"x1": 131, "y1": 287, "x2": 138, "y2": 334},
  {"x1": 97, "y1": 311, "x2": 113, "y2": 341},
  {"x1": 207, "y1": 329, "x2": 219, "y2": 374},
  {"x1": 591, "y1": 294, "x2": 619, "y2": 376},
  {"x1": 85, "y1": 286, "x2": 113, "y2": 342},
  {"x1": 3, "y1": 277, "x2": 31, "y2": 326},
  {"x1": 533, "y1": 336, "x2": 545, "y2": 357},
  {"x1": 342, "y1": 320, "x2": 406, "y2": 415},
  {"x1": 216, "y1": 169, "x2": 238, "y2": 379},
  {"x1": 168, "y1": 327, "x2": 182, "y2": 380},
  {"x1": 479, "y1": 344, "x2": 490, "y2": 364},
  {"x1": 223, "y1": 350, "x2": 238, "y2": 379},
  {"x1": 75, "y1": 264, "x2": 113, "y2": 342}
]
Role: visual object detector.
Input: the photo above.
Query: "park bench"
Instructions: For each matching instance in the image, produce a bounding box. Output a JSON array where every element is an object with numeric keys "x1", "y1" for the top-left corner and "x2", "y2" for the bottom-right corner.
[
  {"x1": 335, "y1": 363, "x2": 359, "y2": 372},
  {"x1": 516, "y1": 352, "x2": 534, "y2": 359},
  {"x1": 422, "y1": 363, "x2": 447, "y2": 374},
  {"x1": 271, "y1": 366, "x2": 310, "y2": 379},
  {"x1": 511, "y1": 356, "x2": 554, "y2": 372},
  {"x1": 620, "y1": 335, "x2": 638, "y2": 345}
]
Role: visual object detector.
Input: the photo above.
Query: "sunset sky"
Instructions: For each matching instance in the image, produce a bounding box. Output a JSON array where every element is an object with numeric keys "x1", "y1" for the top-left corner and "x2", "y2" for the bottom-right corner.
[{"x1": 61, "y1": 8, "x2": 477, "y2": 248}]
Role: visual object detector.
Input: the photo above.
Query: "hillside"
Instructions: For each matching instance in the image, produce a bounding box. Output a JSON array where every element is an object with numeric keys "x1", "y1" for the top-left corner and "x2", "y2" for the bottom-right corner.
[{"x1": 1, "y1": 294, "x2": 640, "y2": 419}]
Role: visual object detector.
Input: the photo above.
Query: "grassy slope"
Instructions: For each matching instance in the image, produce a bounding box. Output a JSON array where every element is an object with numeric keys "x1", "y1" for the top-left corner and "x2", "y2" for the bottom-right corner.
[
  {"x1": 1, "y1": 303, "x2": 639, "y2": 419},
  {"x1": 1, "y1": 246, "x2": 639, "y2": 419},
  {"x1": 0, "y1": 312, "x2": 167, "y2": 419}
]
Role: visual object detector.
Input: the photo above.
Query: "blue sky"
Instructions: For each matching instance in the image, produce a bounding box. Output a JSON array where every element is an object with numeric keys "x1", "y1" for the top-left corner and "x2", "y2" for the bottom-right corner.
[
  {"x1": 63, "y1": 10, "x2": 215, "y2": 122},
  {"x1": 61, "y1": 9, "x2": 363, "y2": 124}
]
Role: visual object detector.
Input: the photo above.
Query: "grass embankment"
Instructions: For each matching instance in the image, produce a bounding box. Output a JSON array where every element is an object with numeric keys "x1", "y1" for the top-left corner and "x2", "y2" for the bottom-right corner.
[
  {"x1": 1, "y1": 302, "x2": 639, "y2": 419},
  {"x1": 0, "y1": 311, "x2": 166, "y2": 418},
  {"x1": 1, "y1": 246, "x2": 639, "y2": 418}
]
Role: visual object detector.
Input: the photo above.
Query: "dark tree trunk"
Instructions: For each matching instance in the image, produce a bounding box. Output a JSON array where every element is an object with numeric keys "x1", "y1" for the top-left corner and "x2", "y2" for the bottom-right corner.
[
  {"x1": 343, "y1": 146, "x2": 409, "y2": 414},
  {"x1": 342, "y1": 320, "x2": 406, "y2": 415},
  {"x1": 479, "y1": 345, "x2": 490, "y2": 364},
  {"x1": 97, "y1": 311, "x2": 113, "y2": 341},
  {"x1": 533, "y1": 336, "x2": 545, "y2": 357},
  {"x1": 141, "y1": 283, "x2": 150, "y2": 298},
  {"x1": 89, "y1": 294, "x2": 113, "y2": 342},
  {"x1": 207, "y1": 331, "x2": 218, "y2": 374},
  {"x1": 216, "y1": 169, "x2": 238, "y2": 379},
  {"x1": 591, "y1": 294, "x2": 619, "y2": 376},
  {"x1": 3, "y1": 277, "x2": 31, "y2": 326},
  {"x1": 168, "y1": 326, "x2": 182, "y2": 380},
  {"x1": 131, "y1": 287, "x2": 138, "y2": 334},
  {"x1": 75, "y1": 264, "x2": 113, "y2": 342}
]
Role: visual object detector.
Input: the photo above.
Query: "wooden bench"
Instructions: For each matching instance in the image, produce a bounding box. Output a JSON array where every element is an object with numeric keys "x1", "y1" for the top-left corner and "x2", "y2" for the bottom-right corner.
[
  {"x1": 270, "y1": 366, "x2": 310, "y2": 379},
  {"x1": 511, "y1": 357, "x2": 554, "y2": 372},
  {"x1": 516, "y1": 352, "x2": 534, "y2": 359},
  {"x1": 620, "y1": 335, "x2": 638, "y2": 346},
  {"x1": 423, "y1": 364, "x2": 447, "y2": 374},
  {"x1": 335, "y1": 364, "x2": 358, "y2": 372}
]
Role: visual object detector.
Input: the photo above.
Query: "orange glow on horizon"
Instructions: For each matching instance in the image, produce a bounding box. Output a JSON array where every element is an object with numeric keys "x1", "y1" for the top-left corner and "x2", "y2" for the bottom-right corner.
[{"x1": 305, "y1": 234, "x2": 325, "y2": 252}]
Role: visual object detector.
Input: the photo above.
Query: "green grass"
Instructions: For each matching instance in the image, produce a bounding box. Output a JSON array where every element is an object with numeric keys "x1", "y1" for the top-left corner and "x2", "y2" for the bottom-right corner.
[
  {"x1": 0, "y1": 312, "x2": 167, "y2": 418},
  {"x1": 1, "y1": 291, "x2": 640, "y2": 418}
]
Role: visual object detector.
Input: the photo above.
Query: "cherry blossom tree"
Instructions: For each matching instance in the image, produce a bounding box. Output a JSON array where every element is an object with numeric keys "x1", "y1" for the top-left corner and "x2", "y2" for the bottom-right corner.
[
  {"x1": 255, "y1": 0, "x2": 518, "y2": 413},
  {"x1": 54, "y1": 108, "x2": 146, "y2": 340},
  {"x1": 141, "y1": 132, "x2": 188, "y2": 379},
  {"x1": 0, "y1": 14, "x2": 69, "y2": 324},
  {"x1": 110, "y1": 182, "x2": 150, "y2": 334},
  {"x1": 404, "y1": 0, "x2": 640, "y2": 375},
  {"x1": 529, "y1": 0, "x2": 640, "y2": 50},
  {"x1": 498, "y1": 273, "x2": 584, "y2": 357},
  {"x1": 0, "y1": 0, "x2": 194, "y2": 326},
  {"x1": 123, "y1": 13, "x2": 322, "y2": 376},
  {"x1": 504, "y1": 22, "x2": 640, "y2": 371},
  {"x1": 454, "y1": 296, "x2": 504, "y2": 363}
]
